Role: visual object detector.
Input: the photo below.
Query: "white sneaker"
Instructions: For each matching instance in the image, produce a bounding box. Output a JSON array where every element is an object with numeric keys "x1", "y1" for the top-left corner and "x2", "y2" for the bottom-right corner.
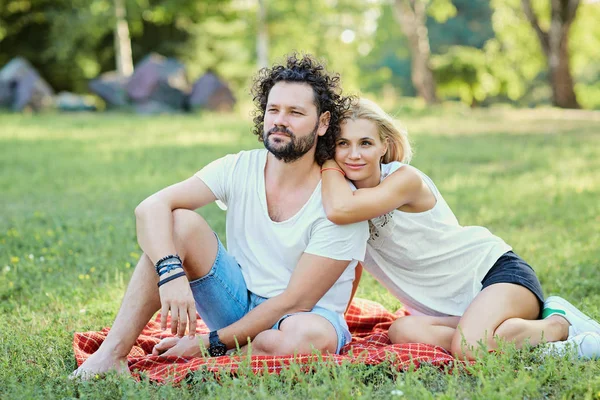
[
  {"x1": 542, "y1": 332, "x2": 600, "y2": 360},
  {"x1": 542, "y1": 296, "x2": 600, "y2": 338}
]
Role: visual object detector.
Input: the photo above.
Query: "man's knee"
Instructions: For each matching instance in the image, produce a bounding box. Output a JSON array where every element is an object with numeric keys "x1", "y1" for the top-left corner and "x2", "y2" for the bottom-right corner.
[
  {"x1": 171, "y1": 209, "x2": 218, "y2": 279},
  {"x1": 388, "y1": 317, "x2": 427, "y2": 344},
  {"x1": 172, "y1": 209, "x2": 211, "y2": 247},
  {"x1": 251, "y1": 330, "x2": 284, "y2": 355},
  {"x1": 275, "y1": 314, "x2": 338, "y2": 355}
]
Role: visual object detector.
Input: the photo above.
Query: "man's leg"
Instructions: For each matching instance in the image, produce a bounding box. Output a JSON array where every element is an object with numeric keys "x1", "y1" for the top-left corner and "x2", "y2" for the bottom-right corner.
[
  {"x1": 250, "y1": 313, "x2": 340, "y2": 355},
  {"x1": 72, "y1": 209, "x2": 219, "y2": 377},
  {"x1": 71, "y1": 254, "x2": 161, "y2": 377},
  {"x1": 247, "y1": 306, "x2": 351, "y2": 355}
]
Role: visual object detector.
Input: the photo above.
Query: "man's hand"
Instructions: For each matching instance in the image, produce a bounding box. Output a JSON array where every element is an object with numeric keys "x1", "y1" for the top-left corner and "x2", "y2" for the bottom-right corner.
[
  {"x1": 152, "y1": 334, "x2": 208, "y2": 357},
  {"x1": 158, "y1": 275, "x2": 197, "y2": 338}
]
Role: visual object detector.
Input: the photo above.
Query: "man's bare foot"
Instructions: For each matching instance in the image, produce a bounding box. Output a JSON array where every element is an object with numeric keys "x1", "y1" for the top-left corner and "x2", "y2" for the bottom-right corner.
[{"x1": 70, "y1": 351, "x2": 130, "y2": 380}]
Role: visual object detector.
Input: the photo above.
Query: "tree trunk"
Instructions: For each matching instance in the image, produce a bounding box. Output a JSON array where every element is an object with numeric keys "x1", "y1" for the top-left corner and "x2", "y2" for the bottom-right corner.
[
  {"x1": 521, "y1": 0, "x2": 580, "y2": 108},
  {"x1": 393, "y1": 0, "x2": 438, "y2": 104},
  {"x1": 550, "y1": 28, "x2": 579, "y2": 108},
  {"x1": 114, "y1": 0, "x2": 134, "y2": 77},
  {"x1": 256, "y1": 0, "x2": 269, "y2": 69}
]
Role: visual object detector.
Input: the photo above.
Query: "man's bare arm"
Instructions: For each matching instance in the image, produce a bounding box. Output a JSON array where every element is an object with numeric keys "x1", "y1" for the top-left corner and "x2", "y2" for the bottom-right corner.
[
  {"x1": 215, "y1": 253, "x2": 351, "y2": 349},
  {"x1": 134, "y1": 176, "x2": 216, "y2": 263}
]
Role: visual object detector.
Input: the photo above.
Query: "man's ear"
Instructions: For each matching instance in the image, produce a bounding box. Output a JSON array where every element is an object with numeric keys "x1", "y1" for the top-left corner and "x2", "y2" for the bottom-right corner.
[{"x1": 317, "y1": 111, "x2": 331, "y2": 137}]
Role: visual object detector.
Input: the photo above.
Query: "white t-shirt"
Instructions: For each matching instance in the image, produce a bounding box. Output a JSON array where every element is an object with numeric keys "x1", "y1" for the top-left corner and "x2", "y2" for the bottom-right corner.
[
  {"x1": 363, "y1": 162, "x2": 512, "y2": 317},
  {"x1": 195, "y1": 149, "x2": 369, "y2": 316}
]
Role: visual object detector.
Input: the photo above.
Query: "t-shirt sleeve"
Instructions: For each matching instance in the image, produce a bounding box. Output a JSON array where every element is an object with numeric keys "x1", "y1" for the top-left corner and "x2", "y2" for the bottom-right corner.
[
  {"x1": 194, "y1": 153, "x2": 240, "y2": 207},
  {"x1": 305, "y1": 219, "x2": 369, "y2": 262}
]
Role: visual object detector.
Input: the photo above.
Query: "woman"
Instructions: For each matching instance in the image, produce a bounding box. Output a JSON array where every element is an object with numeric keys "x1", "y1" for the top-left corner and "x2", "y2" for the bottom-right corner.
[{"x1": 321, "y1": 98, "x2": 600, "y2": 360}]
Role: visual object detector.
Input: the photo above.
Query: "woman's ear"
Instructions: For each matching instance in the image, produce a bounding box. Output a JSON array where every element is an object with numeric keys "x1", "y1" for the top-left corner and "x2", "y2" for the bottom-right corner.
[{"x1": 381, "y1": 137, "x2": 389, "y2": 160}]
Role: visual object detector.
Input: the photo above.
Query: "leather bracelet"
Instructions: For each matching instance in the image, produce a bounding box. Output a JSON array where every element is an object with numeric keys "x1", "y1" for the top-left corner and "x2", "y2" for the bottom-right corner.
[{"x1": 157, "y1": 271, "x2": 187, "y2": 287}]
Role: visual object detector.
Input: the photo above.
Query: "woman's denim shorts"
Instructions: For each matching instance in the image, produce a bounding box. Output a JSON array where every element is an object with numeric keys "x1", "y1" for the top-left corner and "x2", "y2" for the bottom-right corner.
[
  {"x1": 481, "y1": 251, "x2": 545, "y2": 316},
  {"x1": 188, "y1": 235, "x2": 351, "y2": 354}
]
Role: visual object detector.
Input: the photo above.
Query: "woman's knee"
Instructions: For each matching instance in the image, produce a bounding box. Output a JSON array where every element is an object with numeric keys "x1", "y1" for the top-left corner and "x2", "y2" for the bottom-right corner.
[
  {"x1": 450, "y1": 325, "x2": 495, "y2": 359},
  {"x1": 494, "y1": 318, "x2": 526, "y2": 341},
  {"x1": 451, "y1": 318, "x2": 538, "y2": 358}
]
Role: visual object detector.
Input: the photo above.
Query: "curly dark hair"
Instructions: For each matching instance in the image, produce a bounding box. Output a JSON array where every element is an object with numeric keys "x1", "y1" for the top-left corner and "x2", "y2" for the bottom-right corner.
[{"x1": 250, "y1": 53, "x2": 353, "y2": 165}]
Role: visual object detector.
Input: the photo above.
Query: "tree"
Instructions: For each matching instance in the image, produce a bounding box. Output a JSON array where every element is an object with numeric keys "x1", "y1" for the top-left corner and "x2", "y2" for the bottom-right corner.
[
  {"x1": 392, "y1": 0, "x2": 456, "y2": 104},
  {"x1": 259, "y1": 0, "x2": 376, "y2": 93},
  {"x1": 521, "y1": 0, "x2": 581, "y2": 108},
  {"x1": 114, "y1": 0, "x2": 133, "y2": 77},
  {"x1": 256, "y1": 0, "x2": 269, "y2": 69}
]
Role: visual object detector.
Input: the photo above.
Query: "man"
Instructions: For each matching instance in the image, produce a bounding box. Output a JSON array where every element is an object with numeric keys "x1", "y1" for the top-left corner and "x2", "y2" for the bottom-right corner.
[{"x1": 72, "y1": 54, "x2": 368, "y2": 378}]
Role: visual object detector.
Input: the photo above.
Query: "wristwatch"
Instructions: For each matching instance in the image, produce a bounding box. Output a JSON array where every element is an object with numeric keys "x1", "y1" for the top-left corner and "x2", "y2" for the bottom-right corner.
[{"x1": 208, "y1": 330, "x2": 227, "y2": 357}]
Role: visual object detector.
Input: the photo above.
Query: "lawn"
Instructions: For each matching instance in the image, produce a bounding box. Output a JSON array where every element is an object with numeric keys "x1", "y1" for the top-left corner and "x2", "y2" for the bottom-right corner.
[{"x1": 1, "y1": 107, "x2": 599, "y2": 399}]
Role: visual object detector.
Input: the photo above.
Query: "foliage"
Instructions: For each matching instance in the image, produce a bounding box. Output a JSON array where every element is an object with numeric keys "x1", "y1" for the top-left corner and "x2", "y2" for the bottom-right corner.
[
  {"x1": 432, "y1": 46, "x2": 492, "y2": 107},
  {"x1": 569, "y1": 1, "x2": 600, "y2": 109},
  {"x1": 0, "y1": 0, "x2": 240, "y2": 92},
  {"x1": 1, "y1": 0, "x2": 600, "y2": 108},
  {"x1": 360, "y1": 0, "x2": 495, "y2": 100},
  {"x1": 257, "y1": 0, "x2": 378, "y2": 94},
  {"x1": 427, "y1": 0, "x2": 493, "y2": 52},
  {"x1": 426, "y1": 0, "x2": 457, "y2": 23},
  {"x1": 357, "y1": 3, "x2": 415, "y2": 98},
  {"x1": 468, "y1": 0, "x2": 600, "y2": 107},
  {"x1": 1, "y1": 110, "x2": 600, "y2": 398}
]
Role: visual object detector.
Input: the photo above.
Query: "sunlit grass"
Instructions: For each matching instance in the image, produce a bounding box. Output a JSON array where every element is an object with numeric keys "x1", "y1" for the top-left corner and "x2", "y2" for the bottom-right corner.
[{"x1": 1, "y1": 107, "x2": 599, "y2": 398}]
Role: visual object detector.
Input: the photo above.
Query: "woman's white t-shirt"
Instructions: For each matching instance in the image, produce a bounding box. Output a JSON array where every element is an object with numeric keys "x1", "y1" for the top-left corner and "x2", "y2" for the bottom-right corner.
[{"x1": 363, "y1": 162, "x2": 511, "y2": 317}]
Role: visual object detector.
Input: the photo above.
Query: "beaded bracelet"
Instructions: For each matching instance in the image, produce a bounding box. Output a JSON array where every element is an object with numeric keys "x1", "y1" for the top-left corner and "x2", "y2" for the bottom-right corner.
[
  {"x1": 157, "y1": 263, "x2": 184, "y2": 276},
  {"x1": 154, "y1": 254, "x2": 182, "y2": 275},
  {"x1": 157, "y1": 271, "x2": 187, "y2": 287}
]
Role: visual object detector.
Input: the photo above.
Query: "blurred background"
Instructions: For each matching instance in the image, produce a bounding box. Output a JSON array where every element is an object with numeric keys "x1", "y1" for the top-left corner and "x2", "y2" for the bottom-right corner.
[{"x1": 1, "y1": 0, "x2": 599, "y2": 114}]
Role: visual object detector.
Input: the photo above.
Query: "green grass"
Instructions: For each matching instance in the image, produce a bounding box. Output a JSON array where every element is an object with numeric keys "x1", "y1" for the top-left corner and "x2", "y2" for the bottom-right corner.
[{"x1": 1, "y1": 107, "x2": 599, "y2": 399}]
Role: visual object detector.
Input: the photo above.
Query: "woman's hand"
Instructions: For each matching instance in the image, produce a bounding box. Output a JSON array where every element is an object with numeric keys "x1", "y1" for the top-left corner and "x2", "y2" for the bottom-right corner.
[{"x1": 322, "y1": 159, "x2": 341, "y2": 170}]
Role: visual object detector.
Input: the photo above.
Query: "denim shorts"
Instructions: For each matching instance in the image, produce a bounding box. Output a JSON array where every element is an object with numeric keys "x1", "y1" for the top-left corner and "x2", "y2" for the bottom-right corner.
[
  {"x1": 188, "y1": 235, "x2": 351, "y2": 354},
  {"x1": 481, "y1": 251, "x2": 545, "y2": 315}
]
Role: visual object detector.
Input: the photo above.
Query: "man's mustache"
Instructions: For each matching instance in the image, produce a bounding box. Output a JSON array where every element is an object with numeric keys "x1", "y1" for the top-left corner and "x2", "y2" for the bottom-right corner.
[{"x1": 267, "y1": 126, "x2": 295, "y2": 138}]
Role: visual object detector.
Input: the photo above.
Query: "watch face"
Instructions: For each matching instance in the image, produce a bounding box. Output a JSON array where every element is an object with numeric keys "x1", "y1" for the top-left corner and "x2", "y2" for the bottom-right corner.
[{"x1": 209, "y1": 343, "x2": 227, "y2": 357}]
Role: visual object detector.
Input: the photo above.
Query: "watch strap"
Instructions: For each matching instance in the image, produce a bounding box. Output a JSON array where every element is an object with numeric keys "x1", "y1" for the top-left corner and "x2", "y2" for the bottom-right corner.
[{"x1": 208, "y1": 330, "x2": 227, "y2": 357}]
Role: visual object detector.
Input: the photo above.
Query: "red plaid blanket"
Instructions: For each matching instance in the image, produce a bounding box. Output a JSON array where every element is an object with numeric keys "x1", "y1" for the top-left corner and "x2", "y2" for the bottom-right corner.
[{"x1": 73, "y1": 298, "x2": 455, "y2": 383}]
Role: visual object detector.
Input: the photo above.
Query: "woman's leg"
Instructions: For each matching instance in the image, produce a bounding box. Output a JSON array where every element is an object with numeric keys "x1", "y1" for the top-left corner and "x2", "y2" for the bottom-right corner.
[
  {"x1": 450, "y1": 283, "x2": 569, "y2": 360},
  {"x1": 389, "y1": 315, "x2": 460, "y2": 350}
]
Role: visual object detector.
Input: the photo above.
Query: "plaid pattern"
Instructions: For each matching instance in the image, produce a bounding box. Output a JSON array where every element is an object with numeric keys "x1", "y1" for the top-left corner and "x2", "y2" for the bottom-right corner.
[{"x1": 73, "y1": 298, "x2": 456, "y2": 383}]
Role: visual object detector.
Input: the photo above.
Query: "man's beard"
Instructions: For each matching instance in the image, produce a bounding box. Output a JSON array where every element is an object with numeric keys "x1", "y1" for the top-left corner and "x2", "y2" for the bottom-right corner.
[{"x1": 263, "y1": 123, "x2": 319, "y2": 163}]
